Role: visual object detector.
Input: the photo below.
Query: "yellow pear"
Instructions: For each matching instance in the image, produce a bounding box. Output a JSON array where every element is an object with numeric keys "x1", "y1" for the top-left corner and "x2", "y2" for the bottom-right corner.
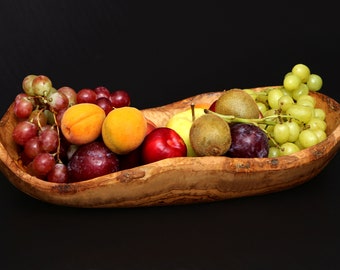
[{"x1": 166, "y1": 107, "x2": 205, "y2": 156}]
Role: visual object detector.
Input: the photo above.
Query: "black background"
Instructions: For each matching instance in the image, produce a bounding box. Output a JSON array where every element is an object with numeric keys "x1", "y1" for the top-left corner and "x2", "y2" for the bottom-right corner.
[{"x1": 1, "y1": 1, "x2": 339, "y2": 269}]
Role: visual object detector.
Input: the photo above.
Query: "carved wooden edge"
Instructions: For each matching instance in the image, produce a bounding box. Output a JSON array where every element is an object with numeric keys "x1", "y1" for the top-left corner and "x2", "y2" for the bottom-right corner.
[{"x1": 0, "y1": 88, "x2": 339, "y2": 207}]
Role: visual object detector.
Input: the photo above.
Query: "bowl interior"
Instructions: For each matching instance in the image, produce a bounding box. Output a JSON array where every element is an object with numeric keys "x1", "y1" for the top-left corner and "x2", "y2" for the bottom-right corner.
[{"x1": 0, "y1": 88, "x2": 339, "y2": 207}]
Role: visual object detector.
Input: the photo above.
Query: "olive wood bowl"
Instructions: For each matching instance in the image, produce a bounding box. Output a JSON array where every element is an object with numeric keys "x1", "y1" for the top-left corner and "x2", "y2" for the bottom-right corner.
[{"x1": 0, "y1": 87, "x2": 339, "y2": 208}]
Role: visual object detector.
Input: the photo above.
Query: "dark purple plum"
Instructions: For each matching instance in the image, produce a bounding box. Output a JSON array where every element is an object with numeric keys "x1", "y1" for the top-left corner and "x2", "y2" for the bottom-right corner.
[
  {"x1": 226, "y1": 123, "x2": 269, "y2": 158},
  {"x1": 67, "y1": 141, "x2": 119, "y2": 182}
]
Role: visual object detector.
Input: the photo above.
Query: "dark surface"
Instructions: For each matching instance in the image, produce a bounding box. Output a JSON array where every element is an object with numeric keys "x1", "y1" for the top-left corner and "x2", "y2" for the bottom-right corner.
[{"x1": 1, "y1": 1, "x2": 339, "y2": 269}]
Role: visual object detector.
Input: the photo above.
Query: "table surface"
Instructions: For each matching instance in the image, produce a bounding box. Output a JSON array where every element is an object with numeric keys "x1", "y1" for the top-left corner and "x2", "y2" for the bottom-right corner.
[{"x1": 1, "y1": 2, "x2": 339, "y2": 269}]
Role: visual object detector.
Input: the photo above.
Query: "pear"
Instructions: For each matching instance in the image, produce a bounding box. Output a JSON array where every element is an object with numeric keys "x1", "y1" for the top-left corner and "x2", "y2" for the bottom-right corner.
[
  {"x1": 215, "y1": 89, "x2": 260, "y2": 119},
  {"x1": 166, "y1": 107, "x2": 206, "y2": 156},
  {"x1": 189, "y1": 114, "x2": 231, "y2": 156}
]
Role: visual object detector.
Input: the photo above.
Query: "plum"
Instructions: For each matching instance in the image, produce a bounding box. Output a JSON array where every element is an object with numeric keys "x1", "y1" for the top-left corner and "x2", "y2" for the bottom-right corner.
[
  {"x1": 67, "y1": 141, "x2": 119, "y2": 182},
  {"x1": 226, "y1": 123, "x2": 269, "y2": 158}
]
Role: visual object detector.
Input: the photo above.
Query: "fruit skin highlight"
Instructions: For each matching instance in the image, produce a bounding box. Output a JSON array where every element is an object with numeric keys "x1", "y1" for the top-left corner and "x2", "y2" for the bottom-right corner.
[
  {"x1": 61, "y1": 103, "x2": 106, "y2": 145},
  {"x1": 102, "y1": 106, "x2": 147, "y2": 155}
]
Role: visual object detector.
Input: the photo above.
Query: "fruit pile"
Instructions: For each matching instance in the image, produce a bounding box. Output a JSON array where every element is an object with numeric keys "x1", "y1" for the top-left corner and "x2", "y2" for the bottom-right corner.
[{"x1": 11, "y1": 63, "x2": 327, "y2": 183}]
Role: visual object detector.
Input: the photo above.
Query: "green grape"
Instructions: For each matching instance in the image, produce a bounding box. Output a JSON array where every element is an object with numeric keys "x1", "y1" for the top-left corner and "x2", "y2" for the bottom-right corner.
[
  {"x1": 296, "y1": 98, "x2": 314, "y2": 108},
  {"x1": 292, "y1": 63, "x2": 310, "y2": 83},
  {"x1": 263, "y1": 109, "x2": 277, "y2": 118},
  {"x1": 296, "y1": 94, "x2": 316, "y2": 107},
  {"x1": 294, "y1": 139, "x2": 304, "y2": 150},
  {"x1": 298, "y1": 129, "x2": 319, "y2": 148},
  {"x1": 268, "y1": 88, "x2": 284, "y2": 109},
  {"x1": 307, "y1": 74, "x2": 323, "y2": 91},
  {"x1": 279, "y1": 142, "x2": 300, "y2": 156},
  {"x1": 283, "y1": 73, "x2": 302, "y2": 91},
  {"x1": 32, "y1": 75, "x2": 53, "y2": 97},
  {"x1": 244, "y1": 89, "x2": 257, "y2": 100},
  {"x1": 286, "y1": 104, "x2": 314, "y2": 123},
  {"x1": 48, "y1": 87, "x2": 58, "y2": 95},
  {"x1": 313, "y1": 108, "x2": 326, "y2": 121},
  {"x1": 265, "y1": 124, "x2": 275, "y2": 134},
  {"x1": 43, "y1": 109, "x2": 56, "y2": 125},
  {"x1": 273, "y1": 123, "x2": 290, "y2": 144},
  {"x1": 285, "y1": 121, "x2": 300, "y2": 142},
  {"x1": 257, "y1": 102, "x2": 267, "y2": 115},
  {"x1": 255, "y1": 91, "x2": 269, "y2": 105},
  {"x1": 281, "y1": 87, "x2": 293, "y2": 97},
  {"x1": 313, "y1": 129, "x2": 327, "y2": 143},
  {"x1": 284, "y1": 72, "x2": 293, "y2": 78},
  {"x1": 268, "y1": 146, "x2": 280, "y2": 158},
  {"x1": 308, "y1": 118, "x2": 327, "y2": 131},
  {"x1": 22, "y1": 74, "x2": 37, "y2": 96},
  {"x1": 278, "y1": 95, "x2": 294, "y2": 112},
  {"x1": 292, "y1": 83, "x2": 309, "y2": 101}
]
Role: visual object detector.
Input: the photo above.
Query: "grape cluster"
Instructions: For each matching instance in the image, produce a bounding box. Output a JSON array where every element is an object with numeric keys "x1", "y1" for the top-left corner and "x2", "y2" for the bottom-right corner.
[
  {"x1": 243, "y1": 64, "x2": 327, "y2": 157},
  {"x1": 12, "y1": 74, "x2": 130, "y2": 182}
]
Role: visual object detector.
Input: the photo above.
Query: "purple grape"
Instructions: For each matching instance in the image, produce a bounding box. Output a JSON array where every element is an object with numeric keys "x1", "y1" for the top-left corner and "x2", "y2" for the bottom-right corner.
[{"x1": 226, "y1": 123, "x2": 269, "y2": 158}]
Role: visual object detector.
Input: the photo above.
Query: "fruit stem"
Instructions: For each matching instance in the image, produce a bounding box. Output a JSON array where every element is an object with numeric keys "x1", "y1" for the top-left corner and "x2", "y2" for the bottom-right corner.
[
  {"x1": 52, "y1": 112, "x2": 62, "y2": 163},
  {"x1": 191, "y1": 103, "x2": 196, "y2": 122},
  {"x1": 203, "y1": 109, "x2": 279, "y2": 126}
]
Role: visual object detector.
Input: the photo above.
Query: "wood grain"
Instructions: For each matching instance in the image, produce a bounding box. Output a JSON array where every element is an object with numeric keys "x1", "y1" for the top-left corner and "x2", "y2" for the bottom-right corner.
[{"x1": 0, "y1": 87, "x2": 339, "y2": 208}]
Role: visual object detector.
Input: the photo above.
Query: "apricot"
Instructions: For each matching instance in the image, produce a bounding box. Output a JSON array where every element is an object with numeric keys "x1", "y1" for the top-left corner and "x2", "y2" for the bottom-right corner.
[
  {"x1": 61, "y1": 103, "x2": 106, "y2": 145},
  {"x1": 102, "y1": 106, "x2": 147, "y2": 155},
  {"x1": 193, "y1": 103, "x2": 212, "y2": 109}
]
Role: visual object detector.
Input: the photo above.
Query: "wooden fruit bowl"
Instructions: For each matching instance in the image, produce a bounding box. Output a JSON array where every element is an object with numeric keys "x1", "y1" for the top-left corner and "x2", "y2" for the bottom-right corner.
[{"x1": 0, "y1": 87, "x2": 339, "y2": 208}]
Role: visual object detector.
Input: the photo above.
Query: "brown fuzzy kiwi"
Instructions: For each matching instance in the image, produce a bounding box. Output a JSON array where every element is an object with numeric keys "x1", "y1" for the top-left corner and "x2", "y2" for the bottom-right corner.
[
  {"x1": 189, "y1": 114, "x2": 231, "y2": 156},
  {"x1": 215, "y1": 89, "x2": 260, "y2": 119}
]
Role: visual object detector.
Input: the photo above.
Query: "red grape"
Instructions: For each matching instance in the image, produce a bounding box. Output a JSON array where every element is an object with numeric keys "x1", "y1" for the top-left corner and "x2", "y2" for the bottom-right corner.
[
  {"x1": 55, "y1": 107, "x2": 67, "y2": 126},
  {"x1": 109, "y1": 90, "x2": 131, "y2": 108},
  {"x1": 58, "y1": 86, "x2": 77, "y2": 106},
  {"x1": 28, "y1": 109, "x2": 48, "y2": 127},
  {"x1": 14, "y1": 93, "x2": 34, "y2": 119},
  {"x1": 77, "y1": 88, "x2": 97, "y2": 103},
  {"x1": 24, "y1": 136, "x2": 42, "y2": 159},
  {"x1": 39, "y1": 126, "x2": 59, "y2": 153},
  {"x1": 32, "y1": 152, "x2": 55, "y2": 176},
  {"x1": 94, "y1": 86, "x2": 110, "y2": 100},
  {"x1": 47, "y1": 91, "x2": 69, "y2": 112},
  {"x1": 47, "y1": 163, "x2": 69, "y2": 183},
  {"x1": 95, "y1": 97, "x2": 113, "y2": 115},
  {"x1": 12, "y1": 121, "x2": 38, "y2": 146}
]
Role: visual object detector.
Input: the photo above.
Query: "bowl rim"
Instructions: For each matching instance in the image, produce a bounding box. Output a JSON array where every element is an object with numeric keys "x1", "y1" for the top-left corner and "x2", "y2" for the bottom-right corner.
[{"x1": 0, "y1": 88, "x2": 339, "y2": 207}]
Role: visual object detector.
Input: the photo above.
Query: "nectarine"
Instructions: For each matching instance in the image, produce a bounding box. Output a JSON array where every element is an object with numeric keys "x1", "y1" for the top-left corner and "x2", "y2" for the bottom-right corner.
[{"x1": 60, "y1": 103, "x2": 106, "y2": 145}]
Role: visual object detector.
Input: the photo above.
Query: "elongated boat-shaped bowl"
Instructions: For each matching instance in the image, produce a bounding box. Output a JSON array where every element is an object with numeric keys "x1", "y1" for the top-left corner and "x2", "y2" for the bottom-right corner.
[{"x1": 0, "y1": 87, "x2": 339, "y2": 208}]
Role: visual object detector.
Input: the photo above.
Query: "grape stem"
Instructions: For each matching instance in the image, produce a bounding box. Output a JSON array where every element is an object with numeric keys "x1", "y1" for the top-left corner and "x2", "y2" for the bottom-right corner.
[
  {"x1": 203, "y1": 109, "x2": 291, "y2": 126},
  {"x1": 52, "y1": 112, "x2": 62, "y2": 163}
]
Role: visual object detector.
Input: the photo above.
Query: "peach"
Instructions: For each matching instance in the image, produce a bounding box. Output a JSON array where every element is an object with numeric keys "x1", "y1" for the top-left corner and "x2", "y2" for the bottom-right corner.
[
  {"x1": 61, "y1": 103, "x2": 106, "y2": 145},
  {"x1": 102, "y1": 107, "x2": 147, "y2": 155}
]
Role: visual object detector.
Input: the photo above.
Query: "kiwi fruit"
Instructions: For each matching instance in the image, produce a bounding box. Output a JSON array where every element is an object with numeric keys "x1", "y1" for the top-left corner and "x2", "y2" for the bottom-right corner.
[
  {"x1": 215, "y1": 89, "x2": 260, "y2": 119},
  {"x1": 189, "y1": 114, "x2": 231, "y2": 156}
]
